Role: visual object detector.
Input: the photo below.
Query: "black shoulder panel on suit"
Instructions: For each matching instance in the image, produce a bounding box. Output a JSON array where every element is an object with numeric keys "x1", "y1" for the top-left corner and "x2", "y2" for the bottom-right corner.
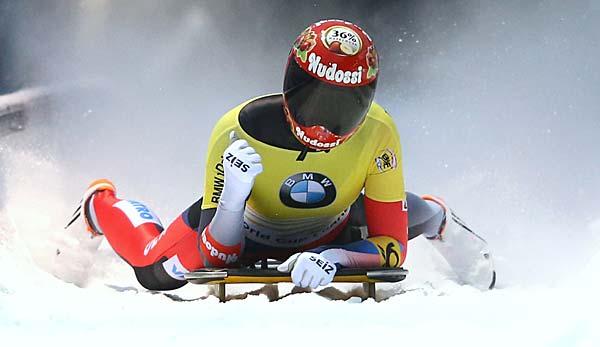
[{"x1": 238, "y1": 94, "x2": 311, "y2": 152}]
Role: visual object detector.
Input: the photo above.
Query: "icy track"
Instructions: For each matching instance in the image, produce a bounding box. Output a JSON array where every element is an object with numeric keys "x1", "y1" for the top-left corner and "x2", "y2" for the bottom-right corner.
[{"x1": 1, "y1": 149, "x2": 599, "y2": 347}]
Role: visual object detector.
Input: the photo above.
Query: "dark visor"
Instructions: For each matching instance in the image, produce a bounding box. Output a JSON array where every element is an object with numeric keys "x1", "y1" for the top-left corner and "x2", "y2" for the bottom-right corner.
[{"x1": 283, "y1": 57, "x2": 377, "y2": 136}]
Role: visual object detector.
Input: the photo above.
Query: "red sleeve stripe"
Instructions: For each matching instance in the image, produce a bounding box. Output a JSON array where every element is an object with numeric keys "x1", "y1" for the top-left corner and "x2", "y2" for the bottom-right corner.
[
  {"x1": 363, "y1": 196, "x2": 408, "y2": 249},
  {"x1": 199, "y1": 226, "x2": 242, "y2": 267}
]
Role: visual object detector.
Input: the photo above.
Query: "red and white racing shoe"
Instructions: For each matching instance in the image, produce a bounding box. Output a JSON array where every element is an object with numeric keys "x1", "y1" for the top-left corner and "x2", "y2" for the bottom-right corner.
[
  {"x1": 422, "y1": 195, "x2": 496, "y2": 290},
  {"x1": 65, "y1": 178, "x2": 116, "y2": 237}
]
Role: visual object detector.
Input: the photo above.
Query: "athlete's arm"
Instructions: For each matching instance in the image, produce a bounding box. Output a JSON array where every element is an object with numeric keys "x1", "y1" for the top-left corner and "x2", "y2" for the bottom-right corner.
[
  {"x1": 278, "y1": 199, "x2": 407, "y2": 288},
  {"x1": 312, "y1": 111, "x2": 408, "y2": 268},
  {"x1": 312, "y1": 199, "x2": 408, "y2": 268},
  {"x1": 308, "y1": 201, "x2": 408, "y2": 271},
  {"x1": 197, "y1": 109, "x2": 263, "y2": 267},
  {"x1": 199, "y1": 135, "x2": 262, "y2": 267}
]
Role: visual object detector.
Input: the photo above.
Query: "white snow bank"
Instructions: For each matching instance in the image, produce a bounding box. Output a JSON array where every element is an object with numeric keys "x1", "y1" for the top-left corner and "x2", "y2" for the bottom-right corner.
[
  {"x1": 1, "y1": 242, "x2": 599, "y2": 347},
  {"x1": 1, "y1": 143, "x2": 599, "y2": 347}
]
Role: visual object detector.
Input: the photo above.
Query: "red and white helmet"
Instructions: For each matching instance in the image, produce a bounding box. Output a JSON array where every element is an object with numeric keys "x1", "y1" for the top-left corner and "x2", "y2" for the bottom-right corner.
[{"x1": 283, "y1": 19, "x2": 379, "y2": 150}]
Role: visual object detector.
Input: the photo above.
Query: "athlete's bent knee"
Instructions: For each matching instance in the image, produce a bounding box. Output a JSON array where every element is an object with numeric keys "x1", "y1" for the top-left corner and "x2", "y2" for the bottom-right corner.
[{"x1": 133, "y1": 261, "x2": 187, "y2": 291}]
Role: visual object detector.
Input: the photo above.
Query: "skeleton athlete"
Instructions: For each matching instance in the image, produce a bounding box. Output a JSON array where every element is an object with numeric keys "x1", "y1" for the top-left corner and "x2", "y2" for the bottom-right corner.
[{"x1": 70, "y1": 19, "x2": 495, "y2": 291}]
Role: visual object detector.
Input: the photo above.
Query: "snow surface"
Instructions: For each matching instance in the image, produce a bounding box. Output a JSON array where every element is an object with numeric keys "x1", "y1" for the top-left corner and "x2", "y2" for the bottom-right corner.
[
  {"x1": 3, "y1": 1, "x2": 600, "y2": 344},
  {"x1": 1, "y1": 148, "x2": 599, "y2": 347}
]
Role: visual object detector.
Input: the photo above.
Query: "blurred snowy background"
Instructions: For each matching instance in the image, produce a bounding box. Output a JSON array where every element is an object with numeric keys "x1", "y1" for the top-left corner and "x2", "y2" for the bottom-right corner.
[{"x1": 1, "y1": 1, "x2": 599, "y2": 345}]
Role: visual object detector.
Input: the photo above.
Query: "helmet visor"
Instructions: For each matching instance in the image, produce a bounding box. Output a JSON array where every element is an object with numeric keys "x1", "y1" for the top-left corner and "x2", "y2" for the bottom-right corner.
[{"x1": 283, "y1": 58, "x2": 377, "y2": 137}]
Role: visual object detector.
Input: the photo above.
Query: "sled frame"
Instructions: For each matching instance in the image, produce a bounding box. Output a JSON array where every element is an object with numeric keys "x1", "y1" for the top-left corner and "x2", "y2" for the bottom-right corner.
[{"x1": 185, "y1": 265, "x2": 408, "y2": 302}]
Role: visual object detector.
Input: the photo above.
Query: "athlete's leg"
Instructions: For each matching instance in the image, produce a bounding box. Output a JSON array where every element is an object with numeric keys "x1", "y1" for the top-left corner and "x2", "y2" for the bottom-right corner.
[
  {"x1": 307, "y1": 192, "x2": 494, "y2": 288},
  {"x1": 84, "y1": 182, "x2": 204, "y2": 290},
  {"x1": 420, "y1": 195, "x2": 496, "y2": 289},
  {"x1": 405, "y1": 192, "x2": 445, "y2": 239}
]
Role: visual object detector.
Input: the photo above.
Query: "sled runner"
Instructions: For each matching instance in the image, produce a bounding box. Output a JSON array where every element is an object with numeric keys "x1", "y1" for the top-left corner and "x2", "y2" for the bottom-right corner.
[{"x1": 185, "y1": 260, "x2": 408, "y2": 302}]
